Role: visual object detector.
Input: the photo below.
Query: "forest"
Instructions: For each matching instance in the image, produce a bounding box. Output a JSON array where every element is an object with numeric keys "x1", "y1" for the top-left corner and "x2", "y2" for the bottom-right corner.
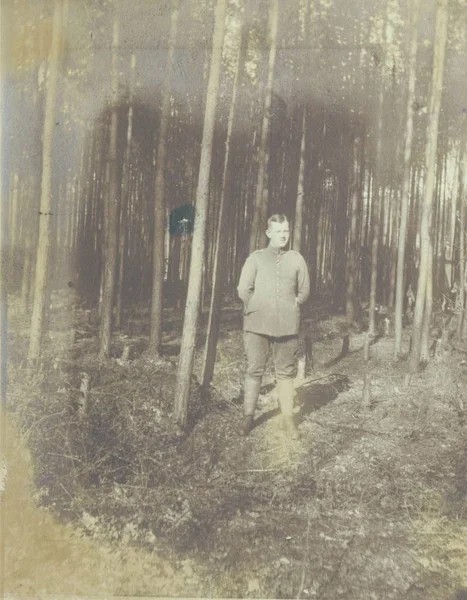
[{"x1": 1, "y1": 0, "x2": 467, "y2": 597}]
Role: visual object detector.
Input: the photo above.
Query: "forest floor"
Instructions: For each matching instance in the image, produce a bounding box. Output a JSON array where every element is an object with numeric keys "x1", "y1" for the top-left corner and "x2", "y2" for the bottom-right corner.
[{"x1": 2, "y1": 287, "x2": 467, "y2": 599}]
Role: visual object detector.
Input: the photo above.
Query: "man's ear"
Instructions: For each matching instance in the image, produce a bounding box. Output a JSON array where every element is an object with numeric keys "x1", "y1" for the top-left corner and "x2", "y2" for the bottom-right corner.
[{"x1": 265, "y1": 229, "x2": 271, "y2": 239}]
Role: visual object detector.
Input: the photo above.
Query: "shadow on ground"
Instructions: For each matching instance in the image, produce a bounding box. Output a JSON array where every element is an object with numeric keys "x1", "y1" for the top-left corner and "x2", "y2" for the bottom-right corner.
[
  {"x1": 295, "y1": 374, "x2": 351, "y2": 422},
  {"x1": 249, "y1": 375, "x2": 351, "y2": 431}
]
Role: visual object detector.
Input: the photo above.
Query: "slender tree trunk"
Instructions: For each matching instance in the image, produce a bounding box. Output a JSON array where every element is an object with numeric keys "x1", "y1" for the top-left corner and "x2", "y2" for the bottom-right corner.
[
  {"x1": 1, "y1": 85, "x2": 8, "y2": 406},
  {"x1": 292, "y1": 108, "x2": 307, "y2": 251},
  {"x1": 420, "y1": 248, "x2": 433, "y2": 360},
  {"x1": 364, "y1": 49, "x2": 386, "y2": 362},
  {"x1": 335, "y1": 134, "x2": 350, "y2": 306},
  {"x1": 388, "y1": 187, "x2": 399, "y2": 310},
  {"x1": 20, "y1": 179, "x2": 36, "y2": 311},
  {"x1": 448, "y1": 152, "x2": 459, "y2": 288},
  {"x1": 115, "y1": 54, "x2": 136, "y2": 329},
  {"x1": 28, "y1": 0, "x2": 62, "y2": 364},
  {"x1": 436, "y1": 153, "x2": 448, "y2": 296},
  {"x1": 9, "y1": 172, "x2": 19, "y2": 270},
  {"x1": 248, "y1": 0, "x2": 279, "y2": 252},
  {"x1": 98, "y1": 17, "x2": 120, "y2": 360},
  {"x1": 394, "y1": 0, "x2": 421, "y2": 357},
  {"x1": 458, "y1": 139, "x2": 466, "y2": 338},
  {"x1": 409, "y1": 0, "x2": 449, "y2": 372},
  {"x1": 201, "y1": 12, "x2": 246, "y2": 389},
  {"x1": 407, "y1": 166, "x2": 420, "y2": 287},
  {"x1": 432, "y1": 152, "x2": 444, "y2": 295},
  {"x1": 149, "y1": 0, "x2": 180, "y2": 356},
  {"x1": 174, "y1": 0, "x2": 228, "y2": 427},
  {"x1": 346, "y1": 135, "x2": 362, "y2": 324}
]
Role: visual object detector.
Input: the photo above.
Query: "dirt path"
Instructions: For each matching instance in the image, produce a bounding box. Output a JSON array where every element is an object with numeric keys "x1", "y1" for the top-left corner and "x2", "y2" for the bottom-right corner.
[{"x1": 1, "y1": 413, "x2": 207, "y2": 599}]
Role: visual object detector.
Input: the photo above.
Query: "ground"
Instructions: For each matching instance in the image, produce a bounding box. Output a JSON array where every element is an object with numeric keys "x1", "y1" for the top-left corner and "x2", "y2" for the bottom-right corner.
[{"x1": 2, "y1": 288, "x2": 467, "y2": 599}]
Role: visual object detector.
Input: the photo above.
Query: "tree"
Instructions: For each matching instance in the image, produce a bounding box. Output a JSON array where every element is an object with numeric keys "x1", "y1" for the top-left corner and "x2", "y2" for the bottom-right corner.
[
  {"x1": 292, "y1": 109, "x2": 307, "y2": 252},
  {"x1": 98, "y1": 15, "x2": 121, "y2": 361},
  {"x1": 201, "y1": 9, "x2": 247, "y2": 389},
  {"x1": 363, "y1": 47, "x2": 386, "y2": 362},
  {"x1": 115, "y1": 54, "x2": 137, "y2": 329},
  {"x1": 292, "y1": 0, "x2": 310, "y2": 252},
  {"x1": 394, "y1": 0, "x2": 421, "y2": 357},
  {"x1": 346, "y1": 135, "x2": 362, "y2": 324},
  {"x1": 457, "y1": 134, "x2": 466, "y2": 338},
  {"x1": 149, "y1": 0, "x2": 180, "y2": 356},
  {"x1": 248, "y1": 0, "x2": 279, "y2": 252},
  {"x1": 28, "y1": 0, "x2": 63, "y2": 365},
  {"x1": 1, "y1": 57, "x2": 7, "y2": 406},
  {"x1": 173, "y1": 0, "x2": 228, "y2": 427},
  {"x1": 409, "y1": 0, "x2": 449, "y2": 372}
]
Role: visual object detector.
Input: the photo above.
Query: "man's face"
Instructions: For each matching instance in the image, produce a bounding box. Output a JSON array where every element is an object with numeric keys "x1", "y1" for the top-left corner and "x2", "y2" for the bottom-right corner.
[{"x1": 266, "y1": 220, "x2": 290, "y2": 249}]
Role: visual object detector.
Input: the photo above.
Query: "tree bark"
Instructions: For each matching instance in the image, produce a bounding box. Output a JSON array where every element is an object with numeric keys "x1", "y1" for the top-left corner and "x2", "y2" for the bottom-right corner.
[
  {"x1": 0, "y1": 86, "x2": 8, "y2": 406},
  {"x1": 173, "y1": 0, "x2": 228, "y2": 427},
  {"x1": 394, "y1": 4, "x2": 421, "y2": 350},
  {"x1": 28, "y1": 0, "x2": 62, "y2": 364},
  {"x1": 248, "y1": 0, "x2": 279, "y2": 252},
  {"x1": 149, "y1": 0, "x2": 180, "y2": 356},
  {"x1": 409, "y1": 0, "x2": 449, "y2": 372},
  {"x1": 8, "y1": 172, "x2": 19, "y2": 269},
  {"x1": 115, "y1": 54, "x2": 137, "y2": 329},
  {"x1": 292, "y1": 108, "x2": 307, "y2": 252},
  {"x1": 98, "y1": 16, "x2": 120, "y2": 360},
  {"x1": 388, "y1": 187, "x2": 399, "y2": 310},
  {"x1": 201, "y1": 12, "x2": 247, "y2": 389},
  {"x1": 363, "y1": 46, "x2": 386, "y2": 362},
  {"x1": 346, "y1": 135, "x2": 362, "y2": 324},
  {"x1": 458, "y1": 138, "x2": 466, "y2": 338}
]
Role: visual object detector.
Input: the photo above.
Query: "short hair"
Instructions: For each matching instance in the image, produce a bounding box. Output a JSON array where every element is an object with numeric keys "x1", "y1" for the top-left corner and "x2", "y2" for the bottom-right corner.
[{"x1": 267, "y1": 214, "x2": 289, "y2": 229}]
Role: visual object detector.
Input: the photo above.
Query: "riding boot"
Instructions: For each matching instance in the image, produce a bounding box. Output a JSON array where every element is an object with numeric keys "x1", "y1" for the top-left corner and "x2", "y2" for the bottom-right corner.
[
  {"x1": 277, "y1": 378, "x2": 299, "y2": 440},
  {"x1": 240, "y1": 377, "x2": 261, "y2": 436}
]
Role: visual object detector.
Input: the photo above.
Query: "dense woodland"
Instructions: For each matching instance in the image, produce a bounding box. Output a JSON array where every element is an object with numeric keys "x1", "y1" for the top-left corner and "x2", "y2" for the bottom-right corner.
[
  {"x1": 2, "y1": 0, "x2": 467, "y2": 407},
  {"x1": 1, "y1": 0, "x2": 467, "y2": 596}
]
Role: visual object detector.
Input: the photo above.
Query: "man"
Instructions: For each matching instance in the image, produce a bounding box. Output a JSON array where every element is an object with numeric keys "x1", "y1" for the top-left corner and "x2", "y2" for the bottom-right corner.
[{"x1": 237, "y1": 214, "x2": 310, "y2": 438}]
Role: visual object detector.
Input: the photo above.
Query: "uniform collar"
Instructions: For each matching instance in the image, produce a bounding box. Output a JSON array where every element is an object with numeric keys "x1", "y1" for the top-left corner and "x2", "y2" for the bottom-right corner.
[{"x1": 267, "y1": 243, "x2": 287, "y2": 256}]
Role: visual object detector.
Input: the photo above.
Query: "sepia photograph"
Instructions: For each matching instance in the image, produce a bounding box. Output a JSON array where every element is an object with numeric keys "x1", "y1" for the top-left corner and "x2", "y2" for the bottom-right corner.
[{"x1": 1, "y1": 0, "x2": 467, "y2": 597}]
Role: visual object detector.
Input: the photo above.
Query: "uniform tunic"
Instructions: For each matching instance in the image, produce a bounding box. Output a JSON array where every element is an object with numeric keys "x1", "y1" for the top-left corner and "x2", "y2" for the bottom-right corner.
[{"x1": 237, "y1": 244, "x2": 310, "y2": 337}]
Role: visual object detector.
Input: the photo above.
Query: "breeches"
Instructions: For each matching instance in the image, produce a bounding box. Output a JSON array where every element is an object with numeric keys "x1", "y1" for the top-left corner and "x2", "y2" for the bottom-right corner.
[{"x1": 244, "y1": 331, "x2": 298, "y2": 380}]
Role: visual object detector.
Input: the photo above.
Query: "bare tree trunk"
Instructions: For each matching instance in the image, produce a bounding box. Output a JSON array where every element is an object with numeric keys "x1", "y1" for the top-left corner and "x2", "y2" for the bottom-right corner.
[
  {"x1": 409, "y1": 0, "x2": 449, "y2": 372},
  {"x1": 115, "y1": 54, "x2": 137, "y2": 329},
  {"x1": 448, "y1": 153, "x2": 459, "y2": 288},
  {"x1": 363, "y1": 48, "x2": 386, "y2": 362},
  {"x1": 292, "y1": 108, "x2": 306, "y2": 251},
  {"x1": 201, "y1": 12, "x2": 246, "y2": 389},
  {"x1": 0, "y1": 90, "x2": 8, "y2": 406},
  {"x1": 28, "y1": 0, "x2": 62, "y2": 364},
  {"x1": 334, "y1": 135, "x2": 350, "y2": 306},
  {"x1": 149, "y1": 0, "x2": 180, "y2": 356},
  {"x1": 346, "y1": 135, "x2": 362, "y2": 324},
  {"x1": 420, "y1": 248, "x2": 433, "y2": 360},
  {"x1": 248, "y1": 0, "x2": 279, "y2": 252},
  {"x1": 394, "y1": 3, "x2": 420, "y2": 357},
  {"x1": 388, "y1": 187, "x2": 399, "y2": 310},
  {"x1": 458, "y1": 139, "x2": 466, "y2": 338},
  {"x1": 174, "y1": 0, "x2": 228, "y2": 427},
  {"x1": 20, "y1": 179, "x2": 37, "y2": 312},
  {"x1": 437, "y1": 154, "x2": 449, "y2": 295},
  {"x1": 98, "y1": 17, "x2": 120, "y2": 360},
  {"x1": 9, "y1": 172, "x2": 19, "y2": 268}
]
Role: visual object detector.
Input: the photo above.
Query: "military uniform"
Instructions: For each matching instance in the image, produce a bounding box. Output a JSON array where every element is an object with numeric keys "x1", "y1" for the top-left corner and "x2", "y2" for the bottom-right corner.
[
  {"x1": 238, "y1": 244, "x2": 310, "y2": 338},
  {"x1": 237, "y1": 243, "x2": 310, "y2": 435}
]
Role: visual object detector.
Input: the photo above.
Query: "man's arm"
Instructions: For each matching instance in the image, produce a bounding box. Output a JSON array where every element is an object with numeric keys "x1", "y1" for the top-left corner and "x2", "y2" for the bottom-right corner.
[
  {"x1": 296, "y1": 255, "x2": 310, "y2": 305},
  {"x1": 237, "y1": 254, "x2": 257, "y2": 305}
]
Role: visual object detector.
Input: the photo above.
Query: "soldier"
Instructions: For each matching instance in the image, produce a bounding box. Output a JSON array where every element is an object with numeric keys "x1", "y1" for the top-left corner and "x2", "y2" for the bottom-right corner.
[{"x1": 237, "y1": 214, "x2": 310, "y2": 438}]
